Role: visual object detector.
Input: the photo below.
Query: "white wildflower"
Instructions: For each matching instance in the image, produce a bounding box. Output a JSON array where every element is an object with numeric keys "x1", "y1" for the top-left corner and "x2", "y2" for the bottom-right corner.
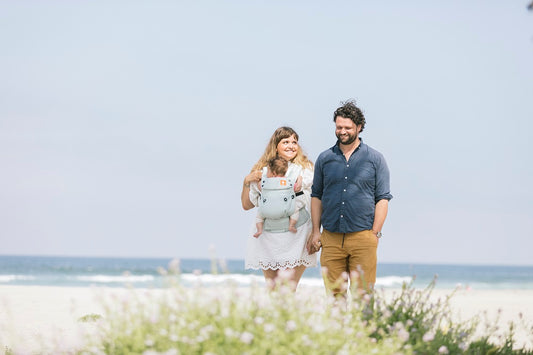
[
  {"x1": 312, "y1": 323, "x2": 325, "y2": 333},
  {"x1": 286, "y1": 320, "x2": 297, "y2": 332},
  {"x1": 301, "y1": 334, "x2": 312, "y2": 346},
  {"x1": 240, "y1": 331, "x2": 254, "y2": 344},
  {"x1": 264, "y1": 323, "x2": 275, "y2": 333},
  {"x1": 397, "y1": 328, "x2": 410, "y2": 342},
  {"x1": 168, "y1": 258, "x2": 180, "y2": 274},
  {"x1": 157, "y1": 266, "x2": 168, "y2": 276},
  {"x1": 422, "y1": 331, "x2": 435, "y2": 342},
  {"x1": 438, "y1": 345, "x2": 449, "y2": 354}
]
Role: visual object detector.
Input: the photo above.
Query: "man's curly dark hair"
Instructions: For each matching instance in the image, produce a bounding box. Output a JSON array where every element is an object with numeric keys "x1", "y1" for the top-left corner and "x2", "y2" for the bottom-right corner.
[{"x1": 333, "y1": 99, "x2": 366, "y2": 133}]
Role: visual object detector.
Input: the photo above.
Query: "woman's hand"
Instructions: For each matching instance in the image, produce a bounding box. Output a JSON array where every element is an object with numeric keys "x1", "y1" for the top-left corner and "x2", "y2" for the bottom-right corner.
[
  {"x1": 245, "y1": 170, "x2": 262, "y2": 186},
  {"x1": 293, "y1": 175, "x2": 303, "y2": 193},
  {"x1": 241, "y1": 170, "x2": 262, "y2": 210},
  {"x1": 306, "y1": 230, "x2": 322, "y2": 255}
]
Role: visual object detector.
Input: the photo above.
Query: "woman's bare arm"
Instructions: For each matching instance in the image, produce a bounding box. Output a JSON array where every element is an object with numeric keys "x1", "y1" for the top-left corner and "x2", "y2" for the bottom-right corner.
[{"x1": 241, "y1": 170, "x2": 262, "y2": 210}]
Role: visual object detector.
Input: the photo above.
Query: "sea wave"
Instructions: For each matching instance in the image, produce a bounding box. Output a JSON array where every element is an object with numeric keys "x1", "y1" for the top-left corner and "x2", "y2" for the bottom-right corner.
[
  {"x1": 0, "y1": 275, "x2": 36, "y2": 282},
  {"x1": 375, "y1": 276, "x2": 413, "y2": 287},
  {"x1": 74, "y1": 274, "x2": 155, "y2": 283}
]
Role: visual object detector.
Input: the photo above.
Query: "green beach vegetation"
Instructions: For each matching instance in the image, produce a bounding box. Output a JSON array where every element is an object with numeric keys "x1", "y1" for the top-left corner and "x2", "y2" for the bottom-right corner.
[{"x1": 72, "y1": 263, "x2": 533, "y2": 355}]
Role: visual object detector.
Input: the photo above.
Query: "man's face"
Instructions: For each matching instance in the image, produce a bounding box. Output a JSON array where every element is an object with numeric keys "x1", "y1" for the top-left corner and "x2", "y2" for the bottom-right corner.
[{"x1": 335, "y1": 116, "x2": 361, "y2": 145}]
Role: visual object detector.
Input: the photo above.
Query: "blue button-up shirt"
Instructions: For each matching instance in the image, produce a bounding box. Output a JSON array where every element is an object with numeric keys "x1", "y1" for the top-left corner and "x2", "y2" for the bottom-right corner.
[{"x1": 311, "y1": 139, "x2": 392, "y2": 233}]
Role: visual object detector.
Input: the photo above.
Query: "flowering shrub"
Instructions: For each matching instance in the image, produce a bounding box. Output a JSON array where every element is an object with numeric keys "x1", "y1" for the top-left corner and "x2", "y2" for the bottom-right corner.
[
  {"x1": 77, "y1": 267, "x2": 533, "y2": 355},
  {"x1": 80, "y1": 279, "x2": 407, "y2": 354}
]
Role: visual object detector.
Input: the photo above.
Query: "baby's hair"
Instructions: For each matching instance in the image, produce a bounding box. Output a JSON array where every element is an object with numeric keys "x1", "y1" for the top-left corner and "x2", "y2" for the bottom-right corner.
[{"x1": 268, "y1": 157, "x2": 288, "y2": 177}]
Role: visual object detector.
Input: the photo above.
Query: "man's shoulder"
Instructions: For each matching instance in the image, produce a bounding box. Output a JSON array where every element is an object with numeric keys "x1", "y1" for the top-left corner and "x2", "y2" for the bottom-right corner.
[
  {"x1": 362, "y1": 143, "x2": 386, "y2": 160},
  {"x1": 317, "y1": 144, "x2": 338, "y2": 158}
]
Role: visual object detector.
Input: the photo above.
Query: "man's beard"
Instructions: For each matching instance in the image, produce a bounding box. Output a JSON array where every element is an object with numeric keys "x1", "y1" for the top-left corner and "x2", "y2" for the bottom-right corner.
[{"x1": 336, "y1": 133, "x2": 357, "y2": 145}]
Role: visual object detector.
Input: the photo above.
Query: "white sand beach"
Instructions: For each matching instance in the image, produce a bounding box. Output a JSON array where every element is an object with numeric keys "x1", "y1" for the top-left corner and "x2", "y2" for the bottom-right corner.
[{"x1": 1, "y1": 285, "x2": 532, "y2": 353}]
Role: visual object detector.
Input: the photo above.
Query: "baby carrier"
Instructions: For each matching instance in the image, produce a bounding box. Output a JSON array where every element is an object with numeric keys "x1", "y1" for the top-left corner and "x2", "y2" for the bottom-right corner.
[{"x1": 258, "y1": 166, "x2": 310, "y2": 233}]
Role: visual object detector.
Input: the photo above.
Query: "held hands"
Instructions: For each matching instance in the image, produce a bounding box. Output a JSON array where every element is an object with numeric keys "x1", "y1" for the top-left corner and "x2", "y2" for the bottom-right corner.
[{"x1": 306, "y1": 231, "x2": 322, "y2": 255}]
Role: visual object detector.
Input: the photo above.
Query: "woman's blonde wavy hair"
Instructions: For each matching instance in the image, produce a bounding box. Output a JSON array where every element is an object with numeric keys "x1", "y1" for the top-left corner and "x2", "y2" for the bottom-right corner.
[{"x1": 251, "y1": 126, "x2": 313, "y2": 172}]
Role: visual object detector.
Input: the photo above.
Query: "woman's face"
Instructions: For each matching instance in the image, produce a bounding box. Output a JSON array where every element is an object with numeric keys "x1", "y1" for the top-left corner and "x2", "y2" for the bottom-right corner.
[{"x1": 276, "y1": 134, "x2": 299, "y2": 161}]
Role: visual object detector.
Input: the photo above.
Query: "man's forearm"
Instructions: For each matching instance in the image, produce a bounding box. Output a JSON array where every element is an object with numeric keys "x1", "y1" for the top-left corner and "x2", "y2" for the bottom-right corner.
[
  {"x1": 372, "y1": 199, "x2": 389, "y2": 233},
  {"x1": 311, "y1": 197, "x2": 323, "y2": 233}
]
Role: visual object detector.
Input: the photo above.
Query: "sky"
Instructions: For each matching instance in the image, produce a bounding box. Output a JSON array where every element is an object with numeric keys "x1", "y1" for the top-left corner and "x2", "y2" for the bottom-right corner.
[{"x1": 1, "y1": 1, "x2": 532, "y2": 266}]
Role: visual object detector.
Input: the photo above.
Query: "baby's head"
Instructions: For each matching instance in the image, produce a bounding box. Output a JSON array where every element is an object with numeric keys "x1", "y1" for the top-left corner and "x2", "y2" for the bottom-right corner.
[{"x1": 267, "y1": 157, "x2": 288, "y2": 178}]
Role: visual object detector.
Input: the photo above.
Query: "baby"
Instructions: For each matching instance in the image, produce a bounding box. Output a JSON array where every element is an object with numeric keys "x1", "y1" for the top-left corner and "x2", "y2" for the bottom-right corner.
[{"x1": 254, "y1": 156, "x2": 304, "y2": 238}]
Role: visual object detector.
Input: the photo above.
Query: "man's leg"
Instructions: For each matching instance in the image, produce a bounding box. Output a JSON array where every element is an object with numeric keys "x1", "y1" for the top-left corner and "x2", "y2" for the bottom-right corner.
[
  {"x1": 320, "y1": 229, "x2": 349, "y2": 297},
  {"x1": 346, "y1": 230, "x2": 378, "y2": 291}
]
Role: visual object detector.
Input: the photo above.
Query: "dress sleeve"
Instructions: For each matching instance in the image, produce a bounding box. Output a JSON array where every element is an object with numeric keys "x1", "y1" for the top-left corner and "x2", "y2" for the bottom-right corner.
[
  {"x1": 299, "y1": 166, "x2": 314, "y2": 210},
  {"x1": 248, "y1": 182, "x2": 260, "y2": 208},
  {"x1": 301, "y1": 167, "x2": 314, "y2": 193}
]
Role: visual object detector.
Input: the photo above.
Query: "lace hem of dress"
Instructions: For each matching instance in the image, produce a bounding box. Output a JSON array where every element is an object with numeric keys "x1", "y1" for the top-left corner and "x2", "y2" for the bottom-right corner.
[{"x1": 245, "y1": 259, "x2": 316, "y2": 270}]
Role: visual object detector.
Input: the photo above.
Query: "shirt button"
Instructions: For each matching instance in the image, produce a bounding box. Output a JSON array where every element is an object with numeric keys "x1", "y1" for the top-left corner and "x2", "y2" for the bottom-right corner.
[
  {"x1": 340, "y1": 215, "x2": 343, "y2": 218},
  {"x1": 347, "y1": 164, "x2": 349, "y2": 167},
  {"x1": 345, "y1": 176, "x2": 347, "y2": 179},
  {"x1": 343, "y1": 189, "x2": 346, "y2": 192},
  {"x1": 342, "y1": 202, "x2": 345, "y2": 204}
]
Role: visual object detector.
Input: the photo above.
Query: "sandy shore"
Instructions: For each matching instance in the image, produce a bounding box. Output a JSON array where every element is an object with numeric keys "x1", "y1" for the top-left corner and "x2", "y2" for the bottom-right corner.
[{"x1": 1, "y1": 285, "x2": 532, "y2": 353}]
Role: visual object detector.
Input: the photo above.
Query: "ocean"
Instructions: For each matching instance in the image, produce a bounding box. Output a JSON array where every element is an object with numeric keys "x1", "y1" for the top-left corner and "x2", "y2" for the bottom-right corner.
[{"x1": 1, "y1": 255, "x2": 532, "y2": 290}]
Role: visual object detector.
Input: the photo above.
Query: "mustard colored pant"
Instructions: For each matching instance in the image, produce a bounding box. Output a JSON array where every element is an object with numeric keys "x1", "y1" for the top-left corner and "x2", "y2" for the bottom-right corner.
[{"x1": 320, "y1": 229, "x2": 378, "y2": 294}]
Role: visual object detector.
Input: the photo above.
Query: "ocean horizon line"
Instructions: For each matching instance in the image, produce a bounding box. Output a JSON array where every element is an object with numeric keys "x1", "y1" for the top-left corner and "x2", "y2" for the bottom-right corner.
[{"x1": 1, "y1": 254, "x2": 533, "y2": 290}]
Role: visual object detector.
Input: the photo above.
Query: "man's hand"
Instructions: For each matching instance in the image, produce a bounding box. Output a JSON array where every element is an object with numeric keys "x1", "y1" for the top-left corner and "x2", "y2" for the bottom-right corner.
[{"x1": 306, "y1": 231, "x2": 322, "y2": 255}]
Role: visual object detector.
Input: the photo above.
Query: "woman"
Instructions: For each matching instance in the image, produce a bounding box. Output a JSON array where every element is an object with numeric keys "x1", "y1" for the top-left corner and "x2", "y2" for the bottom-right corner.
[{"x1": 241, "y1": 126, "x2": 317, "y2": 289}]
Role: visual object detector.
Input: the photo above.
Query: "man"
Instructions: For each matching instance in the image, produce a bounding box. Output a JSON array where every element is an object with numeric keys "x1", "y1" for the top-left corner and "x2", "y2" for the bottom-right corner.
[{"x1": 307, "y1": 99, "x2": 392, "y2": 296}]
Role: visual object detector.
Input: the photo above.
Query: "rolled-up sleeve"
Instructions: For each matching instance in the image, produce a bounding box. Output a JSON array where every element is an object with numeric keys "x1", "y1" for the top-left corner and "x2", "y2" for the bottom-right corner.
[{"x1": 374, "y1": 153, "x2": 393, "y2": 203}]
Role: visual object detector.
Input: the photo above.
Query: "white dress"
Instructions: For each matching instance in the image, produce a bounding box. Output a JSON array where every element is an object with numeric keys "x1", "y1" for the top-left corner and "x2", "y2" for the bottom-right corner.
[{"x1": 245, "y1": 163, "x2": 318, "y2": 270}]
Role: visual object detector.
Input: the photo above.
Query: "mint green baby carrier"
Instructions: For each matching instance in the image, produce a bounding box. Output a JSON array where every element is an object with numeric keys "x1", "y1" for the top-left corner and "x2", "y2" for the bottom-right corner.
[{"x1": 258, "y1": 168, "x2": 310, "y2": 233}]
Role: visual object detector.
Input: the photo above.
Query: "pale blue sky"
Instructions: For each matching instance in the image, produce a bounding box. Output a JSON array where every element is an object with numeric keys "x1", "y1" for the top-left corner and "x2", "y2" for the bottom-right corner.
[{"x1": 1, "y1": 1, "x2": 532, "y2": 265}]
